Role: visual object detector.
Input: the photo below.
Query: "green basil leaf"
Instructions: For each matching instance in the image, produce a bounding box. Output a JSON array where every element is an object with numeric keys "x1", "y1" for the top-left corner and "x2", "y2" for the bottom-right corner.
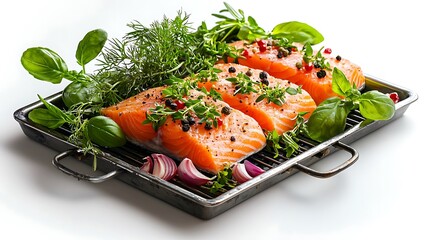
[
  {"x1": 358, "y1": 91, "x2": 395, "y2": 120},
  {"x1": 76, "y1": 29, "x2": 108, "y2": 67},
  {"x1": 332, "y1": 67, "x2": 352, "y2": 97},
  {"x1": 86, "y1": 116, "x2": 126, "y2": 148},
  {"x1": 271, "y1": 21, "x2": 324, "y2": 45},
  {"x1": 305, "y1": 97, "x2": 349, "y2": 142},
  {"x1": 62, "y1": 81, "x2": 102, "y2": 108},
  {"x1": 21, "y1": 47, "x2": 68, "y2": 83},
  {"x1": 28, "y1": 108, "x2": 67, "y2": 129},
  {"x1": 38, "y1": 94, "x2": 74, "y2": 122}
]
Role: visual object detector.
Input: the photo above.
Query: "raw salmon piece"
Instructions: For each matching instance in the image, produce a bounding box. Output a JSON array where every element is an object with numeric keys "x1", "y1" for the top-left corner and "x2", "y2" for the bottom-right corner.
[
  {"x1": 101, "y1": 86, "x2": 266, "y2": 173},
  {"x1": 228, "y1": 41, "x2": 365, "y2": 105},
  {"x1": 198, "y1": 63, "x2": 316, "y2": 135}
]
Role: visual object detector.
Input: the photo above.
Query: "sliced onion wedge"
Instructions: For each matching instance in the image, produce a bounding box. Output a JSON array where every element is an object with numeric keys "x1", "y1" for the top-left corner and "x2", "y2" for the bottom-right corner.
[
  {"x1": 151, "y1": 153, "x2": 177, "y2": 181},
  {"x1": 232, "y1": 163, "x2": 253, "y2": 184},
  {"x1": 244, "y1": 160, "x2": 265, "y2": 177},
  {"x1": 140, "y1": 156, "x2": 153, "y2": 173},
  {"x1": 177, "y1": 158, "x2": 215, "y2": 186}
]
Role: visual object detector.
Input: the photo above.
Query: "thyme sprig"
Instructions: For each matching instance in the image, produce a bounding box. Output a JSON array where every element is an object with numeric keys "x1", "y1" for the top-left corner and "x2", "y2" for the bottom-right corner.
[
  {"x1": 226, "y1": 72, "x2": 259, "y2": 95},
  {"x1": 256, "y1": 84, "x2": 302, "y2": 106},
  {"x1": 226, "y1": 72, "x2": 302, "y2": 106},
  {"x1": 302, "y1": 43, "x2": 332, "y2": 70},
  {"x1": 143, "y1": 77, "x2": 222, "y2": 131},
  {"x1": 209, "y1": 166, "x2": 236, "y2": 193},
  {"x1": 266, "y1": 112, "x2": 307, "y2": 158}
]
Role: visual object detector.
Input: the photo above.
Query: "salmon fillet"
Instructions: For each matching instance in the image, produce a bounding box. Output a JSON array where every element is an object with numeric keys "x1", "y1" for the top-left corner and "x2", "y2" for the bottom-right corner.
[
  {"x1": 197, "y1": 63, "x2": 316, "y2": 135},
  {"x1": 228, "y1": 41, "x2": 365, "y2": 105},
  {"x1": 100, "y1": 86, "x2": 266, "y2": 173}
]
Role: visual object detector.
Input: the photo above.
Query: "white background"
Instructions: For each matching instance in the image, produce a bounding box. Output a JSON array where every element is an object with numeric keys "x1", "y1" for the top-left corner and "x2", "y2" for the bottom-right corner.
[{"x1": 1, "y1": 0, "x2": 427, "y2": 239}]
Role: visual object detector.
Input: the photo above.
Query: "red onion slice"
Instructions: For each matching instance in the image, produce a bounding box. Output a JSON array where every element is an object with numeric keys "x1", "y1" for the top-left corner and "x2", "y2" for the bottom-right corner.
[
  {"x1": 177, "y1": 158, "x2": 214, "y2": 186},
  {"x1": 232, "y1": 163, "x2": 253, "y2": 184},
  {"x1": 244, "y1": 160, "x2": 265, "y2": 177},
  {"x1": 151, "y1": 153, "x2": 177, "y2": 181},
  {"x1": 140, "y1": 156, "x2": 153, "y2": 173}
]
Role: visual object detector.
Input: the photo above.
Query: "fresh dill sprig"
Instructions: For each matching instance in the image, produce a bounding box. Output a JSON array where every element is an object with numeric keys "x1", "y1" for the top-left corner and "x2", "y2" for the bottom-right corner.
[{"x1": 96, "y1": 11, "x2": 220, "y2": 103}]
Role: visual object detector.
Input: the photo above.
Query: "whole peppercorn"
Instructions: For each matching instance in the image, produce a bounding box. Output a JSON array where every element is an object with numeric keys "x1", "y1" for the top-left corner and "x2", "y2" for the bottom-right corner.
[
  {"x1": 204, "y1": 123, "x2": 213, "y2": 130},
  {"x1": 221, "y1": 106, "x2": 231, "y2": 115},
  {"x1": 228, "y1": 66, "x2": 236, "y2": 73},
  {"x1": 316, "y1": 70, "x2": 327, "y2": 78},
  {"x1": 182, "y1": 124, "x2": 190, "y2": 132},
  {"x1": 259, "y1": 71, "x2": 268, "y2": 79},
  {"x1": 261, "y1": 78, "x2": 269, "y2": 86},
  {"x1": 187, "y1": 116, "x2": 196, "y2": 125}
]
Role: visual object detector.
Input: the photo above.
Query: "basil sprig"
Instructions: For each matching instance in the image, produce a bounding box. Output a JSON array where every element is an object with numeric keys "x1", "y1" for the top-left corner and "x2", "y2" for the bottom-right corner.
[
  {"x1": 21, "y1": 29, "x2": 107, "y2": 85},
  {"x1": 305, "y1": 67, "x2": 395, "y2": 142},
  {"x1": 208, "y1": 2, "x2": 324, "y2": 44}
]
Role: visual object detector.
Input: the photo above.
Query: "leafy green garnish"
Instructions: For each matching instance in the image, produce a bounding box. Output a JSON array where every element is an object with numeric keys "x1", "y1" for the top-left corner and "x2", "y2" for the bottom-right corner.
[
  {"x1": 226, "y1": 72, "x2": 259, "y2": 95},
  {"x1": 225, "y1": 72, "x2": 301, "y2": 106},
  {"x1": 305, "y1": 68, "x2": 395, "y2": 142},
  {"x1": 359, "y1": 91, "x2": 396, "y2": 120},
  {"x1": 208, "y1": 2, "x2": 324, "y2": 45},
  {"x1": 21, "y1": 47, "x2": 68, "y2": 84},
  {"x1": 256, "y1": 84, "x2": 302, "y2": 106},
  {"x1": 305, "y1": 97, "x2": 349, "y2": 142},
  {"x1": 266, "y1": 112, "x2": 307, "y2": 158},
  {"x1": 76, "y1": 29, "x2": 108, "y2": 71},
  {"x1": 97, "y1": 12, "x2": 219, "y2": 101},
  {"x1": 209, "y1": 166, "x2": 236, "y2": 193},
  {"x1": 302, "y1": 43, "x2": 331, "y2": 70},
  {"x1": 271, "y1": 21, "x2": 324, "y2": 45},
  {"x1": 143, "y1": 77, "x2": 222, "y2": 131}
]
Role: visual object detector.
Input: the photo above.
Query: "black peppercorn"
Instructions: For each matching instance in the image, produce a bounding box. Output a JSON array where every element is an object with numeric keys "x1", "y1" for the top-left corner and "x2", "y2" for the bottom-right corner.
[
  {"x1": 187, "y1": 116, "x2": 196, "y2": 125},
  {"x1": 316, "y1": 70, "x2": 326, "y2": 78},
  {"x1": 259, "y1": 71, "x2": 268, "y2": 79},
  {"x1": 221, "y1": 106, "x2": 231, "y2": 115},
  {"x1": 261, "y1": 78, "x2": 269, "y2": 86},
  {"x1": 182, "y1": 124, "x2": 190, "y2": 132}
]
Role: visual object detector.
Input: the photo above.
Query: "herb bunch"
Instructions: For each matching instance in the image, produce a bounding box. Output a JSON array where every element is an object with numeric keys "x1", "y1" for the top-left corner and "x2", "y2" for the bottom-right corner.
[
  {"x1": 266, "y1": 112, "x2": 307, "y2": 158},
  {"x1": 96, "y1": 12, "x2": 219, "y2": 103},
  {"x1": 302, "y1": 43, "x2": 332, "y2": 70},
  {"x1": 225, "y1": 72, "x2": 301, "y2": 106},
  {"x1": 143, "y1": 77, "x2": 222, "y2": 131}
]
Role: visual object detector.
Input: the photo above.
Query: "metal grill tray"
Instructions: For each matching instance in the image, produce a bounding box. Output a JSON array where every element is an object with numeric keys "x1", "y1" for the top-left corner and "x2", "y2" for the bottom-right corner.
[{"x1": 14, "y1": 75, "x2": 418, "y2": 219}]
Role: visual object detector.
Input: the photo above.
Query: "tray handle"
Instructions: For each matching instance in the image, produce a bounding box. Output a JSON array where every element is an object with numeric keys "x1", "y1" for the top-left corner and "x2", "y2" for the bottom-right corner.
[
  {"x1": 52, "y1": 149, "x2": 123, "y2": 183},
  {"x1": 293, "y1": 142, "x2": 358, "y2": 178}
]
